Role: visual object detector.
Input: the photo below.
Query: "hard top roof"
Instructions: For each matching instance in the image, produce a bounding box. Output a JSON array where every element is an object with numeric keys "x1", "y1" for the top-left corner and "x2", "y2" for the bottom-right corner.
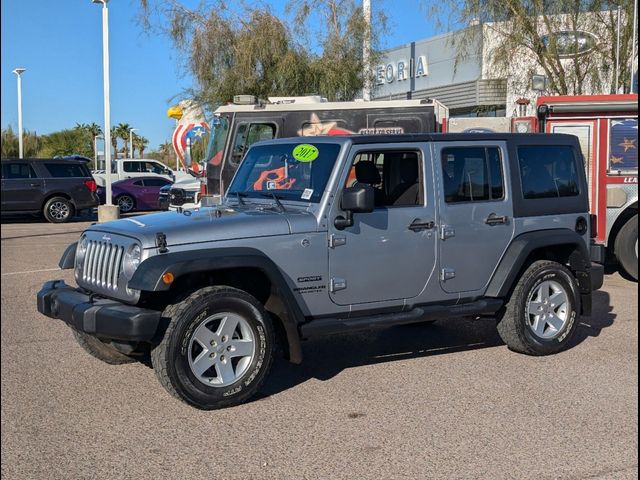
[{"x1": 252, "y1": 132, "x2": 581, "y2": 146}]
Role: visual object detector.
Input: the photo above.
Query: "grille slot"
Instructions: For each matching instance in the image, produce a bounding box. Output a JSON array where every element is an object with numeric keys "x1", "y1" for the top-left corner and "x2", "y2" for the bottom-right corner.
[{"x1": 81, "y1": 240, "x2": 124, "y2": 290}]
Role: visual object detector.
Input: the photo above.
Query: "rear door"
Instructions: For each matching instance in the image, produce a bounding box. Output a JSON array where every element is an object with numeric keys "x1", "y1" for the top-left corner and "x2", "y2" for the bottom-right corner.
[
  {"x1": 1, "y1": 161, "x2": 42, "y2": 211},
  {"x1": 433, "y1": 141, "x2": 515, "y2": 294}
]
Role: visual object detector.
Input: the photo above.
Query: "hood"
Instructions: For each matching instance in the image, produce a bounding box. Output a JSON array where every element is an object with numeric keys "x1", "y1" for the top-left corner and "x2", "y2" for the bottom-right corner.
[{"x1": 88, "y1": 205, "x2": 318, "y2": 248}]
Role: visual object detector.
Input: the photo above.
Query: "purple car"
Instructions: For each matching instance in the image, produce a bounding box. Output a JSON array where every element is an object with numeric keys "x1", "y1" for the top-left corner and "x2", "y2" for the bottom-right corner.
[{"x1": 97, "y1": 177, "x2": 173, "y2": 213}]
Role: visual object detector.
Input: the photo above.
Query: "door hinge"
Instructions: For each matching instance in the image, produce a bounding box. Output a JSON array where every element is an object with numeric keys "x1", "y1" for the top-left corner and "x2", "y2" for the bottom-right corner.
[
  {"x1": 330, "y1": 277, "x2": 347, "y2": 293},
  {"x1": 440, "y1": 225, "x2": 456, "y2": 240},
  {"x1": 440, "y1": 268, "x2": 456, "y2": 281},
  {"x1": 329, "y1": 234, "x2": 347, "y2": 248}
]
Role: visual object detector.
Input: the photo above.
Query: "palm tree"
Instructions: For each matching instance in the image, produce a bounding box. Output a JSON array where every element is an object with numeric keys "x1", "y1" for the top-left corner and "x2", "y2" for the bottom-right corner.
[
  {"x1": 75, "y1": 122, "x2": 103, "y2": 168},
  {"x1": 133, "y1": 134, "x2": 149, "y2": 158},
  {"x1": 116, "y1": 123, "x2": 132, "y2": 158},
  {"x1": 110, "y1": 126, "x2": 119, "y2": 161}
]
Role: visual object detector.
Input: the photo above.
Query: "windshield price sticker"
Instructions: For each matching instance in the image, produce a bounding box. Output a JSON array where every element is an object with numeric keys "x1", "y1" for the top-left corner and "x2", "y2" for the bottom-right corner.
[
  {"x1": 301, "y1": 188, "x2": 314, "y2": 200},
  {"x1": 292, "y1": 144, "x2": 319, "y2": 162}
]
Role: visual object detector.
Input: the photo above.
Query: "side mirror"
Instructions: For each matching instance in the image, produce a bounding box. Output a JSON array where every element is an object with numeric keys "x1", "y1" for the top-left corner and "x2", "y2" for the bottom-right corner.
[{"x1": 334, "y1": 184, "x2": 374, "y2": 230}]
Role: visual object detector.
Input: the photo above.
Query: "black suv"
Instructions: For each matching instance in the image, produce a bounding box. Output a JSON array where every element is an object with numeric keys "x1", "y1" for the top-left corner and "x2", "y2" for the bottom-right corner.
[{"x1": 1, "y1": 158, "x2": 99, "y2": 223}]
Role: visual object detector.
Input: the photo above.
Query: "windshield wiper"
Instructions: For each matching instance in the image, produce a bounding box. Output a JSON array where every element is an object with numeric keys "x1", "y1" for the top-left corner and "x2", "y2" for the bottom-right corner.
[
  {"x1": 259, "y1": 192, "x2": 286, "y2": 212},
  {"x1": 233, "y1": 191, "x2": 247, "y2": 205}
]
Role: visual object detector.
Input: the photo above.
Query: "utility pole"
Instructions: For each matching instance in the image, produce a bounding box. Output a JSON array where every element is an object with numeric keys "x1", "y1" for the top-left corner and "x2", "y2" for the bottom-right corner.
[
  {"x1": 362, "y1": 0, "x2": 372, "y2": 101},
  {"x1": 631, "y1": 0, "x2": 638, "y2": 93}
]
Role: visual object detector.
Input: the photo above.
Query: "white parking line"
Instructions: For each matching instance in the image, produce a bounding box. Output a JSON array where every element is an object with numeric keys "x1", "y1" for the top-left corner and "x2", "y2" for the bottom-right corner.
[{"x1": 1, "y1": 268, "x2": 61, "y2": 276}]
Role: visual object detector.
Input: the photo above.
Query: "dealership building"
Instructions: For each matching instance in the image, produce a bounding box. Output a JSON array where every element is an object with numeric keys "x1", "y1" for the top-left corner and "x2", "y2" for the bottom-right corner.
[{"x1": 370, "y1": 22, "x2": 633, "y2": 117}]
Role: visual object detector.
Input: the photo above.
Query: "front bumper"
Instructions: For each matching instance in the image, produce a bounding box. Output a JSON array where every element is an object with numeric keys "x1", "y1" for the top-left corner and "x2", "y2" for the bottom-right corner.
[{"x1": 37, "y1": 280, "x2": 161, "y2": 342}]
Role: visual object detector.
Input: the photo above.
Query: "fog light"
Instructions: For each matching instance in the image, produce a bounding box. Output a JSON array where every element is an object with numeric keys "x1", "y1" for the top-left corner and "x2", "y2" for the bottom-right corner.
[{"x1": 162, "y1": 272, "x2": 175, "y2": 285}]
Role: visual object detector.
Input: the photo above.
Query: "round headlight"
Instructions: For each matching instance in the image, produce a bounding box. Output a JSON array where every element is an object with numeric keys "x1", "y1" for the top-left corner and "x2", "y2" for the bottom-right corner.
[
  {"x1": 123, "y1": 244, "x2": 142, "y2": 279},
  {"x1": 75, "y1": 236, "x2": 89, "y2": 276}
]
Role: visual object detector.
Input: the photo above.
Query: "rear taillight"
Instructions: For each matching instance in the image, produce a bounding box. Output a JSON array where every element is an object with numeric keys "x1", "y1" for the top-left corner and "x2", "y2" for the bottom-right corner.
[
  {"x1": 84, "y1": 179, "x2": 97, "y2": 193},
  {"x1": 200, "y1": 181, "x2": 207, "y2": 196},
  {"x1": 590, "y1": 214, "x2": 598, "y2": 238}
]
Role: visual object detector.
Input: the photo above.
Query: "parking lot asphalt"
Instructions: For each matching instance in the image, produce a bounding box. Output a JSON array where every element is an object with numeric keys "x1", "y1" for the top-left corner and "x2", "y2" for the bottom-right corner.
[{"x1": 1, "y1": 217, "x2": 637, "y2": 480}]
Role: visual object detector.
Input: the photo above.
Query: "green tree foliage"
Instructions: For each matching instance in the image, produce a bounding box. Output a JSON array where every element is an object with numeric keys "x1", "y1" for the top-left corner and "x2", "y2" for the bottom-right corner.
[
  {"x1": 132, "y1": 133, "x2": 149, "y2": 158},
  {"x1": 1, "y1": 126, "x2": 43, "y2": 158},
  {"x1": 145, "y1": 140, "x2": 176, "y2": 167},
  {"x1": 426, "y1": 0, "x2": 637, "y2": 95},
  {"x1": 138, "y1": 0, "x2": 386, "y2": 107},
  {"x1": 39, "y1": 129, "x2": 94, "y2": 158},
  {"x1": 75, "y1": 122, "x2": 103, "y2": 160}
]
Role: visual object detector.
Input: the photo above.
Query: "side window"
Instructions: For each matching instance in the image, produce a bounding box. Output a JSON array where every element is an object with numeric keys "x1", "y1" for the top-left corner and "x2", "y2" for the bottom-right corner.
[
  {"x1": 346, "y1": 150, "x2": 422, "y2": 207},
  {"x1": 230, "y1": 123, "x2": 277, "y2": 167},
  {"x1": 144, "y1": 162, "x2": 167, "y2": 174},
  {"x1": 132, "y1": 180, "x2": 144, "y2": 186},
  {"x1": 3, "y1": 162, "x2": 36, "y2": 179},
  {"x1": 143, "y1": 178, "x2": 170, "y2": 187},
  {"x1": 123, "y1": 161, "x2": 140, "y2": 173},
  {"x1": 441, "y1": 147, "x2": 504, "y2": 203},
  {"x1": 43, "y1": 163, "x2": 89, "y2": 177},
  {"x1": 518, "y1": 145, "x2": 580, "y2": 199}
]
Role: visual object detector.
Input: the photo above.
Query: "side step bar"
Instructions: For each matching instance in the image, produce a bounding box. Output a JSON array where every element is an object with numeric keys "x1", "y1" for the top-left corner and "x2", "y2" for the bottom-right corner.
[{"x1": 300, "y1": 299, "x2": 504, "y2": 337}]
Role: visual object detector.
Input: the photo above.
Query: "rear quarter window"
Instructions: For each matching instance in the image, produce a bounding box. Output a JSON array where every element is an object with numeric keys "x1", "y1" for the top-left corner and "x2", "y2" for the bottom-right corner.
[
  {"x1": 43, "y1": 163, "x2": 91, "y2": 178},
  {"x1": 517, "y1": 145, "x2": 580, "y2": 199}
]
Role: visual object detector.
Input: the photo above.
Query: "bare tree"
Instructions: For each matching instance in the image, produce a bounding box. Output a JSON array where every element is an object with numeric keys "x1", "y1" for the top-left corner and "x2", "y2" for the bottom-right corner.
[{"x1": 425, "y1": 0, "x2": 637, "y2": 97}]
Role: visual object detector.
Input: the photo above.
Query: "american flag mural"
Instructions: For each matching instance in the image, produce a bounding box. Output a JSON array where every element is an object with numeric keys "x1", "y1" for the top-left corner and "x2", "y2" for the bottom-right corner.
[
  {"x1": 609, "y1": 118, "x2": 638, "y2": 171},
  {"x1": 169, "y1": 101, "x2": 209, "y2": 172}
]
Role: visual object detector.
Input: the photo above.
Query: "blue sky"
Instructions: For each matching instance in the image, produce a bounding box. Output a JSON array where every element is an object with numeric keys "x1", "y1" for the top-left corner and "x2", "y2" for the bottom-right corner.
[{"x1": 1, "y1": 0, "x2": 441, "y2": 150}]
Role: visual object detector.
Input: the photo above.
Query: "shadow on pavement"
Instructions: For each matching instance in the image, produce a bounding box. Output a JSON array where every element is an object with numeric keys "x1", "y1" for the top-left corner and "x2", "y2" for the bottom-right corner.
[{"x1": 257, "y1": 290, "x2": 616, "y2": 401}]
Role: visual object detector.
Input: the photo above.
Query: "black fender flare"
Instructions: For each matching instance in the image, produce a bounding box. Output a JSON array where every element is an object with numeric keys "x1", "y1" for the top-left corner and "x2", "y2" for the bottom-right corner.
[
  {"x1": 485, "y1": 229, "x2": 592, "y2": 311},
  {"x1": 59, "y1": 242, "x2": 77, "y2": 269},
  {"x1": 129, "y1": 247, "x2": 304, "y2": 363}
]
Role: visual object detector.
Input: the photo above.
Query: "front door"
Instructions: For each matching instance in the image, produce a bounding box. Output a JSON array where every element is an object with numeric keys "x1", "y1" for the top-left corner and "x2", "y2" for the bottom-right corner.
[
  {"x1": 434, "y1": 141, "x2": 515, "y2": 294},
  {"x1": 328, "y1": 145, "x2": 438, "y2": 306}
]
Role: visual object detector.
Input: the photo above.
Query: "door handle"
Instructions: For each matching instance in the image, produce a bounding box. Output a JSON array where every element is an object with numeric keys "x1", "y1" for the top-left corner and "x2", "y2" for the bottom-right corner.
[
  {"x1": 30, "y1": 183, "x2": 42, "y2": 187},
  {"x1": 485, "y1": 213, "x2": 509, "y2": 226},
  {"x1": 408, "y1": 219, "x2": 435, "y2": 232}
]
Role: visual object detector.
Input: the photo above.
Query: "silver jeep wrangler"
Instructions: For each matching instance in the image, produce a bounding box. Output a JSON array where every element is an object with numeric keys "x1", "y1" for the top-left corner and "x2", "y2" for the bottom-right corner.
[{"x1": 37, "y1": 133, "x2": 604, "y2": 409}]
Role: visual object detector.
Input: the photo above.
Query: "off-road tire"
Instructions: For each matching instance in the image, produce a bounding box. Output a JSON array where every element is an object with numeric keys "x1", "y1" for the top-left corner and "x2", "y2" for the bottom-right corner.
[
  {"x1": 615, "y1": 215, "x2": 638, "y2": 281},
  {"x1": 116, "y1": 194, "x2": 136, "y2": 213},
  {"x1": 43, "y1": 196, "x2": 74, "y2": 223},
  {"x1": 496, "y1": 260, "x2": 581, "y2": 356},
  {"x1": 71, "y1": 327, "x2": 136, "y2": 364},
  {"x1": 151, "y1": 286, "x2": 275, "y2": 410}
]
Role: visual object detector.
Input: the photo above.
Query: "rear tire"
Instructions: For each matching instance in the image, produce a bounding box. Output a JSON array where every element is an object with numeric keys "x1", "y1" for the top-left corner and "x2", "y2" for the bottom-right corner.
[
  {"x1": 43, "y1": 197, "x2": 74, "y2": 223},
  {"x1": 615, "y1": 215, "x2": 638, "y2": 281},
  {"x1": 151, "y1": 286, "x2": 275, "y2": 410},
  {"x1": 496, "y1": 260, "x2": 581, "y2": 356},
  {"x1": 71, "y1": 328, "x2": 136, "y2": 365}
]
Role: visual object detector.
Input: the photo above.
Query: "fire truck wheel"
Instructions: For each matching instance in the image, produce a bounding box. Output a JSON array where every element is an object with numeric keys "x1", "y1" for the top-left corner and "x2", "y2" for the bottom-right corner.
[{"x1": 615, "y1": 215, "x2": 638, "y2": 281}]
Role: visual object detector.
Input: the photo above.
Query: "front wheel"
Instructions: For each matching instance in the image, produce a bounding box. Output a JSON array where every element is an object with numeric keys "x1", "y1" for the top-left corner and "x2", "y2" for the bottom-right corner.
[
  {"x1": 151, "y1": 286, "x2": 275, "y2": 409},
  {"x1": 71, "y1": 328, "x2": 137, "y2": 364},
  {"x1": 615, "y1": 215, "x2": 638, "y2": 281},
  {"x1": 496, "y1": 260, "x2": 581, "y2": 356},
  {"x1": 116, "y1": 194, "x2": 135, "y2": 213}
]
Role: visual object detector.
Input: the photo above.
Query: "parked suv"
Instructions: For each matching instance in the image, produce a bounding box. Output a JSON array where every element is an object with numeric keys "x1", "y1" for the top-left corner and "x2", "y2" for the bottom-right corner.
[
  {"x1": 37, "y1": 134, "x2": 604, "y2": 409},
  {"x1": 2, "y1": 158, "x2": 99, "y2": 223}
]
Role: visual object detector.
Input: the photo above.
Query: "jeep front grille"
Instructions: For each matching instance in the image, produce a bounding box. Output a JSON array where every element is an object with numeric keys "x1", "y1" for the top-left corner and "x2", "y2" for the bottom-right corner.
[{"x1": 82, "y1": 240, "x2": 124, "y2": 290}]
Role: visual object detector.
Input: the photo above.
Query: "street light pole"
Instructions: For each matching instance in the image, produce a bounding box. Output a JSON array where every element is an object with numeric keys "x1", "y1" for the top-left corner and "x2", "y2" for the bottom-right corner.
[
  {"x1": 129, "y1": 128, "x2": 138, "y2": 159},
  {"x1": 93, "y1": 0, "x2": 118, "y2": 221},
  {"x1": 12, "y1": 68, "x2": 26, "y2": 159}
]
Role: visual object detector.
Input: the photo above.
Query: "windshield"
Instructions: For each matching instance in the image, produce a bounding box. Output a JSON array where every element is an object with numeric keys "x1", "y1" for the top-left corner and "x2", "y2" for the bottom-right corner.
[
  {"x1": 205, "y1": 115, "x2": 230, "y2": 168},
  {"x1": 227, "y1": 142, "x2": 341, "y2": 203}
]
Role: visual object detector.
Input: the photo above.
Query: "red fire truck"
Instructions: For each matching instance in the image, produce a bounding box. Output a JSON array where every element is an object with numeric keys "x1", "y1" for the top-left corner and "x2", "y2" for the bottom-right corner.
[{"x1": 515, "y1": 94, "x2": 638, "y2": 280}]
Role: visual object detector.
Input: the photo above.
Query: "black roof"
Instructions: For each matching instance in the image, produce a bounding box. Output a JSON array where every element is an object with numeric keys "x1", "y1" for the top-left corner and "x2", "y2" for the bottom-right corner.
[
  {"x1": 346, "y1": 132, "x2": 580, "y2": 145},
  {"x1": 1, "y1": 157, "x2": 91, "y2": 164}
]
